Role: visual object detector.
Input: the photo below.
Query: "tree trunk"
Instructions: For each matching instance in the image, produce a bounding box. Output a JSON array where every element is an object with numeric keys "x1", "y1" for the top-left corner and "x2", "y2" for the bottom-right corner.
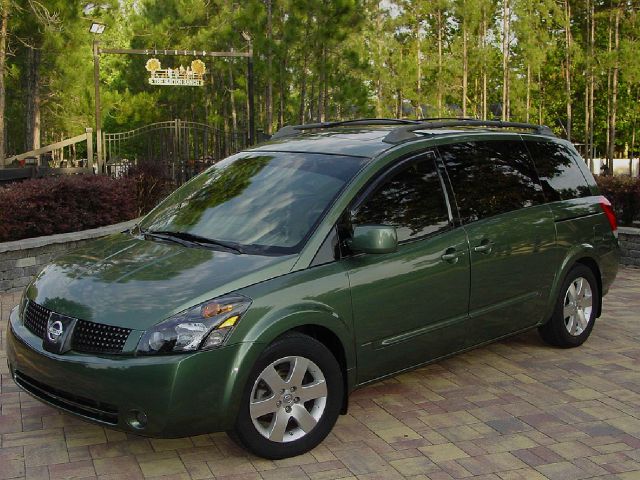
[
  {"x1": 538, "y1": 69, "x2": 543, "y2": 125},
  {"x1": 0, "y1": 0, "x2": 8, "y2": 166},
  {"x1": 265, "y1": 0, "x2": 273, "y2": 135},
  {"x1": 462, "y1": 18, "x2": 468, "y2": 118},
  {"x1": 375, "y1": 5, "x2": 383, "y2": 117},
  {"x1": 584, "y1": 0, "x2": 591, "y2": 166},
  {"x1": 481, "y1": 9, "x2": 487, "y2": 120},
  {"x1": 309, "y1": 76, "x2": 315, "y2": 122},
  {"x1": 317, "y1": 57, "x2": 323, "y2": 123},
  {"x1": 608, "y1": 3, "x2": 621, "y2": 167},
  {"x1": 278, "y1": 51, "x2": 286, "y2": 129},
  {"x1": 526, "y1": 64, "x2": 531, "y2": 123},
  {"x1": 322, "y1": 46, "x2": 328, "y2": 120},
  {"x1": 589, "y1": 0, "x2": 595, "y2": 164},
  {"x1": 502, "y1": 0, "x2": 510, "y2": 121},
  {"x1": 632, "y1": 87, "x2": 639, "y2": 177},
  {"x1": 437, "y1": 9, "x2": 443, "y2": 116},
  {"x1": 416, "y1": 22, "x2": 422, "y2": 117},
  {"x1": 564, "y1": 0, "x2": 572, "y2": 141},
  {"x1": 228, "y1": 65, "x2": 237, "y2": 140},
  {"x1": 26, "y1": 47, "x2": 42, "y2": 153},
  {"x1": 606, "y1": 5, "x2": 613, "y2": 172},
  {"x1": 298, "y1": 53, "x2": 308, "y2": 124}
]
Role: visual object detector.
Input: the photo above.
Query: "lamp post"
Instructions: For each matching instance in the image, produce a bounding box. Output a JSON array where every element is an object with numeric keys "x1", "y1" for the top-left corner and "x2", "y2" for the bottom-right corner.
[{"x1": 90, "y1": 23, "x2": 105, "y2": 172}]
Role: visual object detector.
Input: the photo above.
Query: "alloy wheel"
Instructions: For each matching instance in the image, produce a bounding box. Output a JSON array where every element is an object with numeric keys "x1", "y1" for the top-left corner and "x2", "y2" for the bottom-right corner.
[
  {"x1": 249, "y1": 356, "x2": 327, "y2": 443},
  {"x1": 563, "y1": 276, "x2": 593, "y2": 336}
]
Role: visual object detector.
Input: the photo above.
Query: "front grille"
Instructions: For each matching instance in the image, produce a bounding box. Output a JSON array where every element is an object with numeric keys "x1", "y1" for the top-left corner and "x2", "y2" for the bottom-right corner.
[
  {"x1": 14, "y1": 371, "x2": 119, "y2": 425},
  {"x1": 71, "y1": 320, "x2": 131, "y2": 354},
  {"x1": 22, "y1": 301, "x2": 131, "y2": 354},
  {"x1": 23, "y1": 301, "x2": 49, "y2": 338}
]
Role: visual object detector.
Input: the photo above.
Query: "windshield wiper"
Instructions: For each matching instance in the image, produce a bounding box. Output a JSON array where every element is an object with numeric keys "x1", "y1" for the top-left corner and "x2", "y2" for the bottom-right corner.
[{"x1": 143, "y1": 230, "x2": 245, "y2": 254}]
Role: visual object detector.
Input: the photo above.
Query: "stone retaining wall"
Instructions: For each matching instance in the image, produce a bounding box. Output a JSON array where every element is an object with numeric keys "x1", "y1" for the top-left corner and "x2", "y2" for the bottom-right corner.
[
  {"x1": 0, "y1": 219, "x2": 138, "y2": 293},
  {"x1": 619, "y1": 227, "x2": 640, "y2": 267}
]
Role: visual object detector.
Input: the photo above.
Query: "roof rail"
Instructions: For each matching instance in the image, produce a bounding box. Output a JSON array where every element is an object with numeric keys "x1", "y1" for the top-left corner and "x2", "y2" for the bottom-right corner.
[
  {"x1": 416, "y1": 117, "x2": 480, "y2": 122},
  {"x1": 383, "y1": 119, "x2": 555, "y2": 143},
  {"x1": 270, "y1": 118, "x2": 422, "y2": 140}
]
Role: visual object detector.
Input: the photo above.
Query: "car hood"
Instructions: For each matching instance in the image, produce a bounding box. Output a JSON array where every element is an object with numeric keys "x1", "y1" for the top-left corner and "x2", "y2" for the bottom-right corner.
[{"x1": 27, "y1": 233, "x2": 297, "y2": 330}]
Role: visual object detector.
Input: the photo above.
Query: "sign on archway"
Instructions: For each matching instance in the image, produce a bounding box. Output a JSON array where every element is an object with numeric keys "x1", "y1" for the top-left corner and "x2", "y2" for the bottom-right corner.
[{"x1": 145, "y1": 58, "x2": 207, "y2": 87}]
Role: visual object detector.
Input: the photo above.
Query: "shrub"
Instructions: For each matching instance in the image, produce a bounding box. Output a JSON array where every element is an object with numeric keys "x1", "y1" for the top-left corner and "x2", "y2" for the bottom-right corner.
[
  {"x1": 595, "y1": 175, "x2": 640, "y2": 227},
  {"x1": 126, "y1": 161, "x2": 176, "y2": 216},
  {"x1": 0, "y1": 175, "x2": 138, "y2": 242}
]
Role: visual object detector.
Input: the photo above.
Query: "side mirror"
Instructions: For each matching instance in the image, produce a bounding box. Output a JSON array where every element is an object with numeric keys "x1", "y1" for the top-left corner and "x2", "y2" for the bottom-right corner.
[{"x1": 348, "y1": 225, "x2": 398, "y2": 254}]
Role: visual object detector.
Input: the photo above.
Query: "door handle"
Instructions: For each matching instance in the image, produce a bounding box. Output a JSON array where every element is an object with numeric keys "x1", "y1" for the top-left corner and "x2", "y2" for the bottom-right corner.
[
  {"x1": 441, "y1": 247, "x2": 463, "y2": 264},
  {"x1": 473, "y1": 239, "x2": 493, "y2": 254}
]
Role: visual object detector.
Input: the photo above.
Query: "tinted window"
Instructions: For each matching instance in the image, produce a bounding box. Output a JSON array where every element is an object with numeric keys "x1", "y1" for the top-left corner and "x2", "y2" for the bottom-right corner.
[
  {"x1": 526, "y1": 141, "x2": 591, "y2": 201},
  {"x1": 140, "y1": 152, "x2": 368, "y2": 254},
  {"x1": 352, "y1": 156, "x2": 450, "y2": 242},
  {"x1": 439, "y1": 140, "x2": 544, "y2": 223}
]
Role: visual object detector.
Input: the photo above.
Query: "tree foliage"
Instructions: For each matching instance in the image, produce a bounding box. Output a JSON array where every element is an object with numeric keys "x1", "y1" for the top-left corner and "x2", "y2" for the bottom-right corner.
[{"x1": 2, "y1": 0, "x2": 640, "y2": 166}]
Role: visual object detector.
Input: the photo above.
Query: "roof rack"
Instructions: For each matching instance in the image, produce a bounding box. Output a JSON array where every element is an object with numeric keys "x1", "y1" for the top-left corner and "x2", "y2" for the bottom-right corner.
[
  {"x1": 382, "y1": 119, "x2": 555, "y2": 143},
  {"x1": 269, "y1": 117, "x2": 555, "y2": 142},
  {"x1": 270, "y1": 118, "x2": 422, "y2": 140}
]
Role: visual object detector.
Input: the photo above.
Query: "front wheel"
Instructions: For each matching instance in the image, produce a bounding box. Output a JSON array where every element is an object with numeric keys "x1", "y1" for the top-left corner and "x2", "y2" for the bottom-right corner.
[
  {"x1": 539, "y1": 264, "x2": 600, "y2": 348},
  {"x1": 231, "y1": 333, "x2": 344, "y2": 459}
]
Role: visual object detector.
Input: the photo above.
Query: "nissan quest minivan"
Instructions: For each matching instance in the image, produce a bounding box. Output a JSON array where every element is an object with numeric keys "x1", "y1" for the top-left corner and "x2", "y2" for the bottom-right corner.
[{"x1": 7, "y1": 119, "x2": 619, "y2": 459}]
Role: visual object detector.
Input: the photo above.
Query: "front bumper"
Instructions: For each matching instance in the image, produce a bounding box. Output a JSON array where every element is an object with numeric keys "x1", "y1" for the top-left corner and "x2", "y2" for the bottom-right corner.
[{"x1": 6, "y1": 306, "x2": 252, "y2": 437}]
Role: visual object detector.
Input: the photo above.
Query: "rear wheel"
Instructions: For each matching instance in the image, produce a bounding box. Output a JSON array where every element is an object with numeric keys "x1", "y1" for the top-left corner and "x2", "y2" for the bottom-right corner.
[
  {"x1": 539, "y1": 264, "x2": 599, "y2": 348},
  {"x1": 231, "y1": 333, "x2": 343, "y2": 459}
]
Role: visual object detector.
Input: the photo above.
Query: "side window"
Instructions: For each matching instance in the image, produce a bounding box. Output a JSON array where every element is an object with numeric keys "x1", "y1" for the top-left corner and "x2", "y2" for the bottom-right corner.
[
  {"x1": 352, "y1": 156, "x2": 451, "y2": 242},
  {"x1": 526, "y1": 141, "x2": 592, "y2": 201},
  {"x1": 439, "y1": 140, "x2": 544, "y2": 223}
]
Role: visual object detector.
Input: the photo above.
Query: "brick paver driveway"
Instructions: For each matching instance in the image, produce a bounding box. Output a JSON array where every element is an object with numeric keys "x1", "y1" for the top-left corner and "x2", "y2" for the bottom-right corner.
[{"x1": 1, "y1": 267, "x2": 639, "y2": 480}]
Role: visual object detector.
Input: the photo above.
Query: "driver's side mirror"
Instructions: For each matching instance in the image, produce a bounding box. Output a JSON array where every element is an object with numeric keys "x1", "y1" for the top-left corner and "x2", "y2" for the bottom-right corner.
[{"x1": 347, "y1": 225, "x2": 398, "y2": 254}]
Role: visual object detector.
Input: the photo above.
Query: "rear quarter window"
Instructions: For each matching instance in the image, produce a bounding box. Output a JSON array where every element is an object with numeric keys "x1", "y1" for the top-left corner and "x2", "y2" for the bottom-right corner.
[
  {"x1": 439, "y1": 139, "x2": 544, "y2": 223},
  {"x1": 526, "y1": 141, "x2": 592, "y2": 201}
]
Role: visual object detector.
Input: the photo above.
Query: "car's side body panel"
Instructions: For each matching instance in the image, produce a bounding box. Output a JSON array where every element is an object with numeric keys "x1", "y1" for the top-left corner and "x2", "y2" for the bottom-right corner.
[
  {"x1": 345, "y1": 226, "x2": 470, "y2": 383},
  {"x1": 462, "y1": 205, "x2": 558, "y2": 346}
]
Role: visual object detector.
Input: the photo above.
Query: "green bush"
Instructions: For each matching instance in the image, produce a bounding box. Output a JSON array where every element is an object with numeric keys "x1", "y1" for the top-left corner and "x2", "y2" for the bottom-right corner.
[{"x1": 595, "y1": 175, "x2": 640, "y2": 227}]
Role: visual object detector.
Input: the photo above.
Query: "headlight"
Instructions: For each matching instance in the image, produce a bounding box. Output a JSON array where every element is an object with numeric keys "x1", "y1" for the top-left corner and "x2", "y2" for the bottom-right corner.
[{"x1": 137, "y1": 294, "x2": 251, "y2": 355}]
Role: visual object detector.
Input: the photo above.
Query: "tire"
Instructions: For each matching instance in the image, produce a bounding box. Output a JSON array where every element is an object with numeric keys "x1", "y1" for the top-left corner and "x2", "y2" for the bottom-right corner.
[
  {"x1": 539, "y1": 264, "x2": 600, "y2": 348},
  {"x1": 230, "y1": 332, "x2": 344, "y2": 459}
]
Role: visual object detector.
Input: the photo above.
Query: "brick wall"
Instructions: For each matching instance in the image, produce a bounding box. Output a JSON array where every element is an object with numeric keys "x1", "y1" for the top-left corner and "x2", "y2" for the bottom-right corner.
[
  {"x1": 619, "y1": 227, "x2": 640, "y2": 267},
  {"x1": 0, "y1": 219, "x2": 138, "y2": 293}
]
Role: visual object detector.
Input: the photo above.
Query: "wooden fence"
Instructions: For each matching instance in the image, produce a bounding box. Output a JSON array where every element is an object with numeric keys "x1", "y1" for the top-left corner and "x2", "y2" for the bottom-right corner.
[{"x1": 0, "y1": 129, "x2": 94, "y2": 185}]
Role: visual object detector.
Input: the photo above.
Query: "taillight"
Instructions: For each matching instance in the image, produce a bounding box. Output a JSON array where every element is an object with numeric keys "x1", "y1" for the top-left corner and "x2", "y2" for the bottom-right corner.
[{"x1": 598, "y1": 195, "x2": 618, "y2": 237}]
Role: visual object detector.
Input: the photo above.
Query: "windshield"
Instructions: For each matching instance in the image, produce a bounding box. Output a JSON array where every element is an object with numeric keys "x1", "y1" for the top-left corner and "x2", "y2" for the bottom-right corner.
[{"x1": 139, "y1": 151, "x2": 368, "y2": 255}]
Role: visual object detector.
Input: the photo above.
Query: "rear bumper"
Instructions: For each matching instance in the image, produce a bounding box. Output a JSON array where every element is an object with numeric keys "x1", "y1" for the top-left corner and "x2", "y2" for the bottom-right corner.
[{"x1": 6, "y1": 306, "x2": 250, "y2": 437}]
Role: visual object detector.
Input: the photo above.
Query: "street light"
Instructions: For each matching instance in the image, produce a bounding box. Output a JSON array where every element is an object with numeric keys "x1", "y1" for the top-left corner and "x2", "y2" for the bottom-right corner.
[
  {"x1": 89, "y1": 21, "x2": 106, "y2": 171},
  {"x1": 89, "y1": 22, "x2": 106, "y2": 34}
]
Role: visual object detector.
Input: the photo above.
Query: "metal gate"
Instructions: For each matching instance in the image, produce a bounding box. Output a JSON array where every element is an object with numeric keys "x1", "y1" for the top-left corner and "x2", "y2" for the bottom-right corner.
[{"x1": 103, "y1": 119, "x2": 246, "y2": 184}]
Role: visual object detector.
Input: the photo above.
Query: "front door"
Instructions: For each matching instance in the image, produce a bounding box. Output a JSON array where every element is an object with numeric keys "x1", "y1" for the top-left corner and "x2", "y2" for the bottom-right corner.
[
  {"x1": 342, "y1": 152, "x2": 470, "y2": 383},
  {"x1": 438, "y1": 139, "x2": 558, "y2": 347}
]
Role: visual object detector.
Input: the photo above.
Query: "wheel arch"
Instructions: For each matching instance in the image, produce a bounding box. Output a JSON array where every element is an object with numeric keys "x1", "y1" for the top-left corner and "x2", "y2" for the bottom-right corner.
[
  {"x1": 574, "y1": 256, "x2": 603, "y2": 318},
  {"x1": 543, "y1": 245, "x2": 603, "y2": 324},
  {"x1": 223, "y1": 308, "x2": 355, "y2": 424},
  {"x1": 289, "y1": 324, "x2": 350, "y2": 414}
]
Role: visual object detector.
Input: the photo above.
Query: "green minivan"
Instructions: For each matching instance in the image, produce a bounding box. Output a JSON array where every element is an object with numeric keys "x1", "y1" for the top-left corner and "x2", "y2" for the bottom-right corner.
[{"x1": 7, "y1": 119, "x2": 619, "y2": 459}]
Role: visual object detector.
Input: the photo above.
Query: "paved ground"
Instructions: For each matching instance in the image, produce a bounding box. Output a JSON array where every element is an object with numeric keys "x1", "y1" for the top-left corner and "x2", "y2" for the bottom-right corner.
[{"x1": 1, "y1": 267, "x2": 639, "y2": 480}]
